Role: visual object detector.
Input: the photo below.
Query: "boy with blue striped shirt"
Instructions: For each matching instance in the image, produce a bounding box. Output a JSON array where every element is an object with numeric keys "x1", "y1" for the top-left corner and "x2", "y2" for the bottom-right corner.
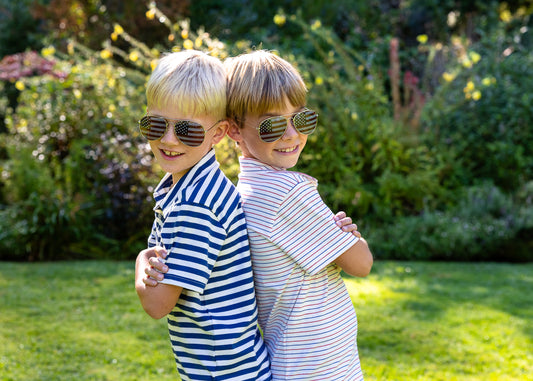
[{"x1": 134, "y1": 50, "x2": 271, "y2": 381}]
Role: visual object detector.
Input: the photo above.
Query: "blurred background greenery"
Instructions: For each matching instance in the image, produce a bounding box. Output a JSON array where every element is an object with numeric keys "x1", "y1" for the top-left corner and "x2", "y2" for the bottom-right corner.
[{"x1": 0, "y1": 0, "x2": 532, "y2": 262}]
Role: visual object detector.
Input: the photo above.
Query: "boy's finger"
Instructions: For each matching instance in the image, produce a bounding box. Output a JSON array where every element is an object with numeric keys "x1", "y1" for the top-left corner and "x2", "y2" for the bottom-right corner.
[
  {"x1": 154, "y1": 247, "x2": 168, "y2": 258},
  {"x1": 334, "y1": 211, "x2": 347, "y2": 220},
  {"x1": 146, "y1": 267, "x2": 165, "y2": 281},
  {"x1": 148, "y1": 257, "x2": 168, "y2": 272},
  {"x1": 142, "y1": 276, "x2": 158, "y2": 287}
]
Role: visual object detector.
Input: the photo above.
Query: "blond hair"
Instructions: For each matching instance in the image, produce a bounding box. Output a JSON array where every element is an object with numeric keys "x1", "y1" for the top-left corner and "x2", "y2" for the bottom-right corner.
[
  {"x1": 224, "y1": 50, "x2": 307, "y2": 126},
  {"x1": 146, "y1": 50, "x2": 226, "y2": 119}
]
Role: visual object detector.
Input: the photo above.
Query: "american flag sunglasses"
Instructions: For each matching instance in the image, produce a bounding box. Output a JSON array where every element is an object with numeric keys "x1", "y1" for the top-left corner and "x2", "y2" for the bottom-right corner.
[
  {"x1": 257, "y1": 109, "x2": 318, "y2": 143},
  {"x1": 139, "y1": 114, "x2": 222, "y2": 147}
]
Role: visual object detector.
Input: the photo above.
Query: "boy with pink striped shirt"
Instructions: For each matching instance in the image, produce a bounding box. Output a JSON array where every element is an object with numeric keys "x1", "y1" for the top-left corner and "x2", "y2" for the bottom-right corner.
[{"x1": 223, "y1": 50, "x2": 373, "y2": 380}]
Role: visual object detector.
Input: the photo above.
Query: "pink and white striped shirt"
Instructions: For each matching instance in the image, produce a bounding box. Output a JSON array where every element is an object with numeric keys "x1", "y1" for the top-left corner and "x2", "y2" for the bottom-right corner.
[{"x1": 237, "y1": 157, "x2": 364, "y2": 380}]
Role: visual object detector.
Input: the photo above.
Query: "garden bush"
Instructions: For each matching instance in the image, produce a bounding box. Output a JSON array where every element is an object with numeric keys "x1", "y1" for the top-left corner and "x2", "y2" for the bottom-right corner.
[
  {"x1": 369, "y1": 182, "x2": 533, "y2": 262},
  {"x1": 0, "y1": 46, "x2": 155, "y2": 260},
  {"x1": 421, "y1": 13, "x2": 533, "y2": 190},
  {"x1": 1, "y1": 2, "x2": 532, "y2": 262}
]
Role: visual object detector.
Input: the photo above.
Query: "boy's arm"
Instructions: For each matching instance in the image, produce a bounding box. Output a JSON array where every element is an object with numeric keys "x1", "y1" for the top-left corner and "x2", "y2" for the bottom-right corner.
[
  {"x1": 332, "y1": 211, "x2": 373, "y2": 277},
  {"x1": 135, "y1": 247, "x2": 182, "y2": 319},
  {"x1": 333, "y1": 236, "x2": 373, "y2": 278}
]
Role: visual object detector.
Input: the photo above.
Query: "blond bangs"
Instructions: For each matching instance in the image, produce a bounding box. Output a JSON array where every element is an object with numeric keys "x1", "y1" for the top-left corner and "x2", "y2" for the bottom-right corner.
[{"x1": 146, "y1": 51, "x2": 226, "y2": 119}]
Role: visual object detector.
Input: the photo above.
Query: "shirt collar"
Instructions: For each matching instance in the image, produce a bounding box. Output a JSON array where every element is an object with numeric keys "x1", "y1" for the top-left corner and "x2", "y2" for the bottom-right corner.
[
  {"x1": 153, "y1": 149, "x2": 219, "y2": 211},
  {"x1": 238, "y1": 156, "x2": 286, "y2": 173},
  {"x1": 238, "y1": 156, "x2": 317, "y2": 183}
]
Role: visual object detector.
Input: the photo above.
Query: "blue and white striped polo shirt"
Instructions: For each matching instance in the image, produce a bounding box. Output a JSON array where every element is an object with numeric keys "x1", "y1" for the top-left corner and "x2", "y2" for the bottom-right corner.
[
  {"x1": 148, "y1": 150, "x2": 271, "y2": 381},
  {"x1": 237, "y1": 156, "x2": 363, "y2": 380}
]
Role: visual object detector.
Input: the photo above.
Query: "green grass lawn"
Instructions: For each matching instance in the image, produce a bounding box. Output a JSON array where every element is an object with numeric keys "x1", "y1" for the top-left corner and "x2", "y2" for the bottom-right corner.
[{"x1": 0, "y1": 261, "x2": 531, "y2": 380}]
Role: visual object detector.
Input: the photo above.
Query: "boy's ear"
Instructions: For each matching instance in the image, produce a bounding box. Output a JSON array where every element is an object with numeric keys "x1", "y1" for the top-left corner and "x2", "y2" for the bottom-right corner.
[
  {"x1": 226, "y1": 119, "x2": 243, "y2": 143},
  {"x1": 211, "y1": 120, "x2": 228, "y2": 145}
]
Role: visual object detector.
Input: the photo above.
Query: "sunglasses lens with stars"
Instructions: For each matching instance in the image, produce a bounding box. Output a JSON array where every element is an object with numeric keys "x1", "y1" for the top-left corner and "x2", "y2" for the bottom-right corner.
[
  {"x1": 139, "y1": 115, "x2": 206, "y2": 147},
  {"x1": 258, "y1": 109, "x2": 318, "y2": 143}
]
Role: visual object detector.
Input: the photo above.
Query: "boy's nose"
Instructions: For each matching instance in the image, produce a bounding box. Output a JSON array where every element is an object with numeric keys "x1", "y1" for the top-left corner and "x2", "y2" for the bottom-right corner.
[
  {"x1": 282, "y1": 119, "x2": 299, "y2": 139},
  {"x1": 160, "y1": 125, "x2": 180, "y2": 144}
]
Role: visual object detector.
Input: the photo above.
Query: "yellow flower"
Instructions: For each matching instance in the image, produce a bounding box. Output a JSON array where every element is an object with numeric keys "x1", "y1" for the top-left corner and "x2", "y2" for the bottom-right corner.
[
  {"x1": 472, "y1": 90, "x2": 482, "y2": 101},
  {"x1": 464, "y1": 81, "x2": 475, "y2": 93},
  {"x1": 462, "y1": 58, "x2": 472, "y2": 69},
  {"x1": 469, "y1": 51, "x2": 481, "y2": 64},
  {"x1": 195, "y1": 37, "x2": 203, "y2": 48},
  {"x1": 365, "y1": 82, "x2": 374, "y2": 91},
  {"x1": 465, "y1": 92, "x2": 472, "y2": 100},
  {"x1": 73, "y1": 89, "x2": 82, "y2": 99},
  {"x1": 108, "y1": 78, "x2": 116, "y2": 88},
  {"x1": 315, "y1": 76, "x2": 324, "y2": 85},
  {"x1": 416, "y1": 34, "x2": 428, "y2": 44},
  {"x1": 273, "y1": 14, "x2": 286, "y2": 26},
  {"x1": 15, "y1": 81, "x2": 25, "y2": 91},
  {"x1": 351, "y1": 112, "x2": 359, "y2": 121},
  {"x1": 150, "y1": 59, "x2": 158, "y2": 71},
  {"x1": 146, "y1": 9, "x2": 156, "y2": 20},
  {"x1": 129, "y1": 51, "x2": 139, "y2": 62},
  {"x1": 442, "y1": 72, "x2": 455, "y2": 82},
  {"x1": 67, "y1": 42, "x2": 74, "y2": 55},
  {"x1": 482, "y1": 77, "x2": 492, "y2": 86},
  {"x1": 111, "y1": 32, "x2": 118, "y2": 41},
  {"x1": 181, "y1": 29, "x2": 189, "y2": 40},
  {"x1": 358, "y1": 65, "x2": 364, "y2": 72},
  {"x1": 114, "y1": 24, "x2": 124, "y2": 35},
  {"x1": 168, "y1": 34, "x2": 175, "y2": 42},
  {"x1": 100, "y1": 49, "x2": 112, "y2": 59},
  {"x1": 109, "y1": 104, "x2": 116, "y2": 112},
  {"x1": 500, "y1": 9, "x2": 512, "y2": 23},
  {"x1": 311, "y1": 20, "x2": 321, "y2": 30},
  {"x1": 41, "y1": 46, "x2": 56, "y2": 57},
  {"x1": 183, "y1": 39, "x2": 194, "y2": 50}
]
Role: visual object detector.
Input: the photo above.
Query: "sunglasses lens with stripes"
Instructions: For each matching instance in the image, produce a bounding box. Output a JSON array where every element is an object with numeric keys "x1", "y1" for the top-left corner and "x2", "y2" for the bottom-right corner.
[
  {"x1": 293, "y1": 110, "x2": 318, "y2": 135},
  {"x1": 258, "y1": 110, "x2": 318, "y2": 142},
  {"x1": 173, "y1": 120, "x2": 205, "y2": 147},
  {"x1": 139, "y1": 116, "x2": 167, "y2": 141},
  {"x1": 139, "y1": 116, "x2": 205, "y2": 147}
]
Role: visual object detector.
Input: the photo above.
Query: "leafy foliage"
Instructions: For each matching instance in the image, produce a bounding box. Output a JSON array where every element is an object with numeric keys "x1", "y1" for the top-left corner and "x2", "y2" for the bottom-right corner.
[
  {"x1": 0, "y1": 44, "x2": 155, "y2": 260},
  {"x1": 422, "y1": 16, "x2": 533, "y2": 190},
  {"x1": 1, "y1": 2, "x2": 532, "y2": 261},
  {"x1": 369, "y1": 182, "x2": 533, "y2": 261}
]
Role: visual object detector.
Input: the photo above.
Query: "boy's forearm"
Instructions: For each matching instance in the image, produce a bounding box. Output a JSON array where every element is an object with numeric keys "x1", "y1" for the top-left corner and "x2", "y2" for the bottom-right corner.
[
  {"x1": 334, "y1": 238, "x2": 373, "y2": 277},
  {"x1": 135, "y1": 249, "x2": 181, "y2": 319}
]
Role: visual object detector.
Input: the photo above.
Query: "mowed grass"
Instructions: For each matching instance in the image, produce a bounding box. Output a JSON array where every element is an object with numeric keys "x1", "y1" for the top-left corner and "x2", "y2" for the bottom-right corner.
[{"x1": 0, "y1": 261, "x2": 531, "y2": 380}]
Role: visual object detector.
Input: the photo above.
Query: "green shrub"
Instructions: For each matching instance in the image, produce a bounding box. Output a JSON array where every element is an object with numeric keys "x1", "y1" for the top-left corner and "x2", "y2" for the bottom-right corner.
[
  {"x1": 0, "y1": 46, "x2": 155, "y2": 260},
  {"x1": 421, "y1": 16, "x2": 533, "y2": 190},
  {"x1": 369, "y1": 182, "x2": 533, "y2": 262}
]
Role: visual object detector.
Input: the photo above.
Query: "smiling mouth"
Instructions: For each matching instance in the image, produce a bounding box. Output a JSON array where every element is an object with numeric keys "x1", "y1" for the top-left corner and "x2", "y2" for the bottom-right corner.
[
  {"x1": 275, "y1": 146, "x2": 298, "y2": 153},
  {"x1": 161, "y1": 149, "x2": 183, "y2": 157}
]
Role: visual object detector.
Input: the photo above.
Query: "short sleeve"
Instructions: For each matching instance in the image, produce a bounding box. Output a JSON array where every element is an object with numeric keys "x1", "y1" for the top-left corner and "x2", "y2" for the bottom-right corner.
[
  {"x1": 159, "y1": 203, "x2": 226, "y2": 293},
  {"x1": 270, "y1": 181, "x2": 359, "y2": 275}
]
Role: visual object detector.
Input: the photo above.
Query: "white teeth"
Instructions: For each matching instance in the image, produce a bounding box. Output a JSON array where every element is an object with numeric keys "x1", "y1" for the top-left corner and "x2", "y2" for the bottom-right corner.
[
  {"x1": 277, "y1": 147, "x2": 296, "y2": 153},
  {"x1": 163, "y1": 150, "x2": 181, "y2": 157}
]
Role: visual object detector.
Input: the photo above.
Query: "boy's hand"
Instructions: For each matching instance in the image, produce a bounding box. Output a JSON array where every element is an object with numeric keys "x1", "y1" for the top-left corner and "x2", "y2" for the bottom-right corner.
[
  {"x1": 142, "y1": 246, "x2": 169, "y2": 287},
  {"x1": 334, "y1": 211, "x2": 361, "y2": 238}
]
